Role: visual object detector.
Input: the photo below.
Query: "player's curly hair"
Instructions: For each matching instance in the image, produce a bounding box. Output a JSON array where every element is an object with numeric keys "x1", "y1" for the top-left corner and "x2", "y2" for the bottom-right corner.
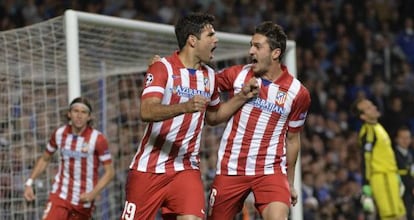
[
  {"x1": 255, "y1": 21, "x2": 287, "y2": 62},
  {"x1": 175, "y1": 13, "x2": 215, "y2": 50}
]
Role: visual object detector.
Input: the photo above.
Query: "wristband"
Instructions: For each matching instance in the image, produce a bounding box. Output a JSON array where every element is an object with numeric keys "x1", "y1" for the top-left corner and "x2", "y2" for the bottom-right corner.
[{"x1": 25, "y1": 178, "x2": 33, "y2": 187}]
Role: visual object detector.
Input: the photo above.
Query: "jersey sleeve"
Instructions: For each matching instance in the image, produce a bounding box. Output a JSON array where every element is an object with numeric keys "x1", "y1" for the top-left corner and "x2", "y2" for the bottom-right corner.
[
  {"x1": 46, "y1": 128, "x2": 59, "y2": 155},
  {"x1": 216, "y1": 65, "x2": 244, "y2": 93},
  {"x1": 141, "y1": 61, "x2": 168, "y2": 100},
  {"x1": 359, "y1": 124, "x2": 375, "y2": 184},
  {"x1": 288, "y1": 85, "x2": 311, "y2": 132},
  {"x1": 95, "y1": 134, "x2": 112, "y2": 165},
  {"x1": 207, "y1": 74, "x2": 221, "y2": 111}
]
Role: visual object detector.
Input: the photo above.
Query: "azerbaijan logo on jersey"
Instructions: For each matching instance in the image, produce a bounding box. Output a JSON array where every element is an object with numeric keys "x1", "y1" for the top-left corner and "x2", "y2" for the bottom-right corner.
[
  {"x1": 61, "y1": 148, "x2": 88, "y2": 159},
  {"x1": 247, "y1": 90, "x2": 288, "y2": 114},
  {"x1": 248, "y1": 97, "x2": 286, "y2": 114},
  {"x1": 171, "y1": 85, "x2": 210, "y2": 98}
]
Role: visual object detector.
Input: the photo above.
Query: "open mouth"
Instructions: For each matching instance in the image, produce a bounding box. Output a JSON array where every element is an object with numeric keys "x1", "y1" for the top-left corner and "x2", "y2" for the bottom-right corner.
[
  {"x1": 210, "y1": 46, "x2": 216, "y2": 59},
  {"x1": 250, "y1": 57, "x2": 258, "y2": 65}
]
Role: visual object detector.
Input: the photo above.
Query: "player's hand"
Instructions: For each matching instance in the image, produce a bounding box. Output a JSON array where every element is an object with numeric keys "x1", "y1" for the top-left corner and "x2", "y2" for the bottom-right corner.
[
  {"x1": 290, "y1": 187, "x2": 298, "y2": 206},
  {"x1": 148, "y1": 55, "x2": 161, "y2": 66},
  {"x1": 360, "y1": 195, "x2": 375, "y2": 213},
  {"x1": 360, "y1": 184, "x2": 375, "y2": 213},
  {"x1": 185, "y1": 95, "x2": 209, "y2": 113},
  {"x1": 239, "y1": 77, "x2": 259, "y2": 100},
  {"x1": 24, "y1": 186, "x2": 36, "y2": 202},
  {"x1": 79, "y1": 192, "x2": 96, "y2": 203}
]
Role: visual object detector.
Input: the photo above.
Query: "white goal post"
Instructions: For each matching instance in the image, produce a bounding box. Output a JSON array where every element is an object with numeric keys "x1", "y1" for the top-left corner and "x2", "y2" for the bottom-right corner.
[{"x1": 0, "y1": 9, "x2": 301, "y2": 220}]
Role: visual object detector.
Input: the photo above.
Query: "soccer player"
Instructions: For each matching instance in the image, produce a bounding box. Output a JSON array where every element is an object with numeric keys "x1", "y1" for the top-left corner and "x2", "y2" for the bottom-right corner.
[
  {"x1": 207, "y1": 22, "x2": 311, "y2": 220},
  {"x1": 24, "y1": 97, "x2": 115, "y2": 220},
  {"x1": 121, "y1": 13, "x2": 258, "y2": 220},
  {"x1": 394, "y1": 126, "x2": 413, "y2": 220},
  {"x1": 352, "y1": 98, "x2": 406, "y2": 220}
]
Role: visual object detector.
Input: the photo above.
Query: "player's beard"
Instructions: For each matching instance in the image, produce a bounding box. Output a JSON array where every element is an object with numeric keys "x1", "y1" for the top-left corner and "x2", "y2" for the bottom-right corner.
[{"x1": 253, "y1": 55, "x2": 272, "y2": 77}]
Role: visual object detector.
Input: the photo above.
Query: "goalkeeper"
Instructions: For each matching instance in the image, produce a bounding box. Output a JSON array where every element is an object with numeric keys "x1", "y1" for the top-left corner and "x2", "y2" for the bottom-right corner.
[{"x1": 352, "y1": 98, "x2": 406, "y2": 220}]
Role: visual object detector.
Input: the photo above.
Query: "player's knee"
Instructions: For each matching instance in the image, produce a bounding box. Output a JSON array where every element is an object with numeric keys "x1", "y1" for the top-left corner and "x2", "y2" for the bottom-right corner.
[
  {"x1": 176, "y1": 215, "x2": 203, "y2": 220},
  {"x1": 261, "y1": 201, "x2": 289, "y2": 220}
]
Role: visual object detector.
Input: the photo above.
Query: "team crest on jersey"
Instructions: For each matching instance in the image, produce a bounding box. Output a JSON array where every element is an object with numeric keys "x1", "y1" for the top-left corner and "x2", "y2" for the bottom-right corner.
[
  {"x1": 81, "y1": 142, "x2": 89, "y2": 153},
  {"x1": 145, "y1": 73, "x2": 154, "y2": 87},
  {"x1": 275, "y1": 91, "x2": 287, "y2": 105}
]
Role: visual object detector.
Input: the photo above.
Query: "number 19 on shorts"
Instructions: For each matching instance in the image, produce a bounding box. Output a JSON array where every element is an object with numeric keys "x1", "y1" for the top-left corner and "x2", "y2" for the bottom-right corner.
[{"x1": 121, "y1": 201, "x2": 136, "y2": 220}]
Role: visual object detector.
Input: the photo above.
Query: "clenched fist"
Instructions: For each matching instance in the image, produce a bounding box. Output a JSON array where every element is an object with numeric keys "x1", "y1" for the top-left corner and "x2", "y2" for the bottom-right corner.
[
  {"x1": 185, "y1": 95, "x2": 210, "y2": 113},
  {"x1": 240, "y1": 77, "x2": 259, "y2": 99}
]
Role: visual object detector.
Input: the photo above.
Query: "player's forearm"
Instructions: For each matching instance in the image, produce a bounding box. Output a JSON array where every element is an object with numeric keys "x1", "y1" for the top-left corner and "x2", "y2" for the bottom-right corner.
[
  {"x1": 90, "y1": 164, "x2": 115, "y2": 198},
  {"x1": 29, "y1": 153, "x2": 51, "y2": 180},
  {"x1": 286, "y1": 133, "x2": 301, "y2": 186},
  {"x1": 140, "y1": 102, "x2": 189, "y2": 122},
  {"x1": 286, "y1": 152, "x2": 299, "y2": 186},
  {"x1": 205, "y1": 94, "x2": 247, "y2": 125},
  {"x1": 363, "y1": 152, "x2": 372, "y2": 184}
]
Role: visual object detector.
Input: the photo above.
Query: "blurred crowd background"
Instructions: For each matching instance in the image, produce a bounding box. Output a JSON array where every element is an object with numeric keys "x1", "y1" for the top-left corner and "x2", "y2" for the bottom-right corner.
[{"x1": 1, "y1": 0, "x2": 414, "y2": 219}]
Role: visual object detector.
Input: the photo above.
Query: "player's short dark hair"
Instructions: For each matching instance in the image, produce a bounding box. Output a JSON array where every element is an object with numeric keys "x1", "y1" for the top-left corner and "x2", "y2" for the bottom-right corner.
[
  {"x1": 350, "y1": 97, "x2": 364, "y2": 117},
  {"x1": 254, "y1": 21, "x2": 287, "y2": 61},
  {"x1": 175, "y1": 13, "x2": 215, "y2": 50}
]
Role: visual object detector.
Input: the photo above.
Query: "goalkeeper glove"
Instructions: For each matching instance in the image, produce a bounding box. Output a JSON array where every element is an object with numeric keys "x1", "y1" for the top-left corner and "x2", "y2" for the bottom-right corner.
[
  {"x1": 361, "y1": 185, "x2": 375, "y2": 213},
  {"x1": 362, "y1": 184, "x2": 372, "y2": 197}
]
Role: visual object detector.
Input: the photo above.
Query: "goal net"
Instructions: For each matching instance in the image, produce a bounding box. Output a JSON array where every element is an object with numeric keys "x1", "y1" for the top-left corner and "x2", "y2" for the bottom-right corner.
[{"x1": 0, "y1": 10, "x2": 299, "y2": 220}]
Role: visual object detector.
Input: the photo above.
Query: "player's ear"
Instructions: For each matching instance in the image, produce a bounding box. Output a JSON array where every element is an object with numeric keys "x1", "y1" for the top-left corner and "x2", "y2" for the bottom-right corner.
[
  {"x1": 272, "y1": 48, "x2": 281, "y2": 60},
  {"x1": 188, "y1": 35, "x2": 197, "y2": 47},
  {"x1": 67, "y1": 110, "x2": 71, "y2": 121},
  {"x1": 359, "y1": 113, "x2": 367, "y2": 121}
]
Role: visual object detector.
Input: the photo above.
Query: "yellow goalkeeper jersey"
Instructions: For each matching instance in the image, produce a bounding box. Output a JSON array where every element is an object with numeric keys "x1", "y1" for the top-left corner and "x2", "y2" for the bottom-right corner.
[{"x1": 359, "y1": 123, "x2": 398, "y2": 181}]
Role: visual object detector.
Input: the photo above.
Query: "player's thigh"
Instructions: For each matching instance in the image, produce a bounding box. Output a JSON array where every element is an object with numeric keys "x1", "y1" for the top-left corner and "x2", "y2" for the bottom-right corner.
[
  {"x1": 42, "y1": 201, "x2": 69, "y2": 220},
  {"x1": 162, "y1": 170, "x2": 205, "y2": 219},
  {"x1": 371, "y1": 173, "x2": 406, "y2": 218},
  {"x1": 252, "y1": 173, "x2": 290, "y2": 216},
  {"x1": 207, "y1": 175, "x2": 252, "y2": 220},
  {"x1": 122, "y1": 170, "x2": 169, "y2": 220}
]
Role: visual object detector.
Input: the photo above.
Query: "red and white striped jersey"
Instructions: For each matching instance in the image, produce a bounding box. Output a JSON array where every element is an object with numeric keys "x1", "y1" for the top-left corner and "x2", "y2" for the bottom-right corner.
[
  {"x1": 129, "y1": 52, "x2": 220, "y2": 174},
  {"x1": 46, "y1": 125, "x2": 112, "y2": 208},
  {"x1": 215, "y1": 64, "x2": 310, "y2": 176}
]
